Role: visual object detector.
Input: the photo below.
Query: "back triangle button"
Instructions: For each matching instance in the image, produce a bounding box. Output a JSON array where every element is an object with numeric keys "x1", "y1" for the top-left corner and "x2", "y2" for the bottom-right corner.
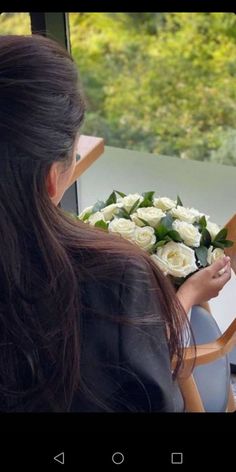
[{"x1": 53, "y1": 452, "x2": 65, "y2": 464}]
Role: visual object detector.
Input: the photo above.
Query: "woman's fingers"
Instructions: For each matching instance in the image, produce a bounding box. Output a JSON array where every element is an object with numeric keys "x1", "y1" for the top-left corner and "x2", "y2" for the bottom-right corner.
[
  {"x1": 177, "y1": 255, "x2": 232, "y2": 310},
  {"x1": 212, "y1": 261, "x2": 231, "y2": 293},
  {"x1": 209, "y1": 256, "x2": 231, "y2": 278},
  {"x1": 202, "y1": 257, "x2": 232, "y2": 298}
]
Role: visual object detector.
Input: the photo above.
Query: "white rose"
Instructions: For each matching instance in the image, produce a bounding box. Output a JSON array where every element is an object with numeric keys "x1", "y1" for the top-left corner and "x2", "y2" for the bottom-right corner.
[
  {"x1": 79, "y1": 205, "x2": 93, "y2": 221},
  {"x1": 172, "y1": 220, "x2": 201, "y2": 247},
  {"x1": 108, "y1": 218, "x2": 136, "y2": 240},
  {"x1": 188, "y1": 208, "x2": 209, "y2": 222},
  {"x1": 116, "y1": 196, "x2": 124, "y2": 204},
  {"x1": 151, "y1": 241, "x2": 198, "y2": 278},
  {"x1": 119, "y1": 193, "x2": 144, "y2": 212},
  {"x1": 101, "y1": 203, "x2": 122, "y2": 221},
  {"x1": 88, "y1": 211, "x2": 106, "y2": 225},
  {"x1": 154, "y1": 197, "x2": 176, "y2": 211},
  {"x1": 133, "y1": 226, "x2": 156, "y2": 251},
  {"x1": 207, "y1": 246, "x2": 225, "y2": 265},
  {"x1": 131, "y1": 207, "x2": 165, "y2": 228},
  {"x1": 206, "y1": 221, "x2": 221, "y2": 240},
  {"x1": 130, "y1": 213, "x2": 145, "y2": 227},
  {"x1": 170, "y1": 206, "x2": 208, "y2": 224}
]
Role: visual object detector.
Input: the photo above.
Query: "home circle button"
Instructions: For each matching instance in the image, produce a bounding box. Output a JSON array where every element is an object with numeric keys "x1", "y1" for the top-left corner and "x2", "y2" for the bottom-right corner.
[{"x1": 112, "y1": 451, "x2": 125, "y2": 465}]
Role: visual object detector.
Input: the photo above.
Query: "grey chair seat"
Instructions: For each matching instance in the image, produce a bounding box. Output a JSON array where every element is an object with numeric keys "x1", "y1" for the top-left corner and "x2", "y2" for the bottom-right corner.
[
  {"x1": 190, "y1": 305, "x2": 230, "y2": 412},
  {"x1": 229, "y1": 347, "x2": 236, "y2": 373}
]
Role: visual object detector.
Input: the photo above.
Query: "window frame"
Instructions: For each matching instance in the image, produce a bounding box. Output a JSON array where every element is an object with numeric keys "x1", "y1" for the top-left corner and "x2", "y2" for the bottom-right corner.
[{"x1": 30, "y1": 12, "x2": 79, "y2": 215}]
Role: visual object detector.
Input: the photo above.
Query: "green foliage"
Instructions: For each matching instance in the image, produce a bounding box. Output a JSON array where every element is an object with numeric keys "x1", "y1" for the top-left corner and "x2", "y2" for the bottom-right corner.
[
  {"x1": 139, "y1": 191, "x2": 155, "y2": 207},
  {"x1": 176, "y1": 195, "x2": 183, "y2": 206},
  {"x1": 69, "y1": 12, "x2": 236, "y2": 166},
  {"x1": 160, "y1": 214, "x2": 174, "y2": 230},
  {"x1": 115, "y1": 208, "x2": 130, "y2": 219},
  {"x1": 167, "y1": 230, "x2": 182, "y2": 242},
  {"x1": 94, "y1": 220, "x2": 109, "y2": 230},
  {"x1": 198, "y1": 215, "x2": 207, "y2": 231},
  {"x1": 80, "y1": 210, "x2": 93, "y2": 221},
  {"x1": 214, "y1": 227, "x2": 227, "y2": 241},
  {"x1": 200, "y1": 228, "x2": 212, "y2": 247},
  {"x1": 114, "y1": 190, "x2": 126, "y2": 198},
  {"x1": 128, "y1": 199, "x2": 141, "y2": 215},
  {"x1": 0, "y1": 12, "x2": 31, "y2": 34},
  {"x1": 195, "y1": 246, "x2": 208, "y2": 267},
  {"x1": 211, "y1": 227, "x2": 234, "y2": 248},
  {"x1": 3, "y1": 13, "x2": 236, "y2": 166},
  {"x1": 155, "y1": 224, "x2": 169, "y2": 239},
  {"x1": 105, "y1": 191, "x2": 117, "y2": 205},
  {"x1": 91, "y1": 200, "x2": 106, "y2": 212}
]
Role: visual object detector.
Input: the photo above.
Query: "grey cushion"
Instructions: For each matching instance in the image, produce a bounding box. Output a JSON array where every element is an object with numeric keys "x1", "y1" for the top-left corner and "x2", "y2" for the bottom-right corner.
[
  {"x1": 229, "y1": 347, "x2": 236, "y2": 366},
  {"x1": 190, "y1": 305, "x2": 230, "y2": 412}
]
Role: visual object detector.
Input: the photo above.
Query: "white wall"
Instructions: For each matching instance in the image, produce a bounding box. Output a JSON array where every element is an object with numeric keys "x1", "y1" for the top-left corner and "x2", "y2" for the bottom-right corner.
[{"x1": 210, "y1": 269, "x2": 236, "y2": 332}]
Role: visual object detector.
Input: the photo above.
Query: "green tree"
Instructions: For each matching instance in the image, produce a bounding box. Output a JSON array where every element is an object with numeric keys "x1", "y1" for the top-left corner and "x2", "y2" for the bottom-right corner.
[
  {"x1": 0, "y1": 12, "x2": 30, "y2": 35},
  {"x1": 69, "y1": 12, "x2": 236, "y2": 165}
]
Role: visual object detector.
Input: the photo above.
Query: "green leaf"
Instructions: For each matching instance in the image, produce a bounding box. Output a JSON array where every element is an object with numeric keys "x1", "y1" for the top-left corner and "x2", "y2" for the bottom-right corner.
[
  {"x1": 176, "y1": 195, "x2": 183, "y2": 206},
  {"x1": 153, "y1": 240, "x2": 167, "y2": 249},
  {"x1": 105, "y1": 191, "x2": 117, "y2": 206},
  {"x1": 164, "y1": 235, "x2": 172, "y2": 242},
  {"x1": 212, "y1": 241, "x2": 225, "y2": 249},
  {"x1": 200, "y1": 228, "x2": 212, "y2": 248},
  {"x1": 198, "y1": 215, "x2": 207, "y2": 230},
  {"x1": 222, "y1": 240, "x2": 234, "y2": 248},
  {"x1": 139, "y1": 198, "x2": 153, "y2": 208},
  {"x1": 214, "y1": 228, "x2": 227, "y2": 242},
  {"x1": 137, "y1": 217, "x2": 151, "y2": 226},
  {"x1": 129, "y1": 199, "x2": 141, "y2": 215},
  {"x1": 139, "y1": 191, "x2": 155, "y2": 208},
  {"x1": 160, "y1": 214, "x2": 174, "y2": 230},
  {"x1": 195, "y1": 246, "x2": 208, "y2": 267},
  {"x1": 155, "y1": 224, "x2": 169, "y2": 239},
  {"x1": 141, "y1": 191, "x2": 155, "y2": 202},
  {"x1": 168, "y1": 230, "x2": 182, "y2": 242},
  {"x1": 91, "y1": 200, "x2": 106, "y2": 213},
  {"x1": 114, "y1": 190, "x2": 126, "y2": 198},
  {"x1": 115, "y1": 208, "x2": 131, "y2": 220},
  {"x1": 212, "y1": 239, "x2": 234, "y2": 249},
  {"x1": 94, "y1": 220, "x2": 109, "y2": 230},
  {"x1": 80, "y1": 211, "x2": 93, "y2": 222}
]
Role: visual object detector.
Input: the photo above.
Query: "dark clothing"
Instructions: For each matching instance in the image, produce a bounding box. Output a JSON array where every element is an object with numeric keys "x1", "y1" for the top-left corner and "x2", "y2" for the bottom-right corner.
[{"x1": 71, "y1": 255, "x2": 184, "y2": 412}]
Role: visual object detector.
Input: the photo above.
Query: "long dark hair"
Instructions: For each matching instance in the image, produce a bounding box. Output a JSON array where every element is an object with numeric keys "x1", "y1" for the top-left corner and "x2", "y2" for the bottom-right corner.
[{"x1": 0, "y1": 34, "x2": 188, "y2": 412}]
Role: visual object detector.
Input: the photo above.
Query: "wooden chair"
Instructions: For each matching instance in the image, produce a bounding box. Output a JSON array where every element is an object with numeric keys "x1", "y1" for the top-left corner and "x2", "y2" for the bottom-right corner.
[
  {"x1": 175, "y1": 311, "x2": 236, "y2": 412},
  {"x1": 176, "y1": 214, "x2": 236, "y2": 412},
  {"x1": 67, "y1": 134, "x2": 104, "y2": 190}
]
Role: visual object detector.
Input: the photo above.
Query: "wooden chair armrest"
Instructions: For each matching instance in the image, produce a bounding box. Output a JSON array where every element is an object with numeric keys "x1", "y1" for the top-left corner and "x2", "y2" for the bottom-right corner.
[
  {"x1": 224, "y1": 213, "x2": 236, "y2": 274},
  {"x1": 67, "y1": 135, "x2": 104, "y2": 189},
  {"x1": 173, "y1": 318, "x2": 236, "y2": 378}
]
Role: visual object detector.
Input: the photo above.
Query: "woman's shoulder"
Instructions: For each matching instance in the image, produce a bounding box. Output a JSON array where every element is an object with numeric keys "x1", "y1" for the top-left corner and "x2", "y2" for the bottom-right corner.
[
  {"x1": 73, "y1": 245, "x2": 161, "y2": 326},
  {"x1": 73, "y1": 245, "x2": 153, "y2": 290}
]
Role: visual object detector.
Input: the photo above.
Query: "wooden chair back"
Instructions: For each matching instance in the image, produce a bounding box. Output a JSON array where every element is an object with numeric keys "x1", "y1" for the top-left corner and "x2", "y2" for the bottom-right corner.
[{"x1": 175, "y1": 318, "x2": 236, "y2": 412}]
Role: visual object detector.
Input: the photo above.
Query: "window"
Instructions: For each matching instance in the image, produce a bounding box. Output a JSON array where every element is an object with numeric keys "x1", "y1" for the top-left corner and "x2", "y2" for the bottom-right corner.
[
  {"x1": 0, "y1": 12, "x2": 31, "y2": 35},
  {"x1": 69, "y1": 13, "x2": 236, "y2": 166}
]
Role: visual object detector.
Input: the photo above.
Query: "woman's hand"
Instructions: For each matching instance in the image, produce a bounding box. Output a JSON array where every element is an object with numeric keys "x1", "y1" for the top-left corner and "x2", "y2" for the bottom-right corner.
[{"x1": 176, "y1": 256, "x2": 231, "y2": 314}]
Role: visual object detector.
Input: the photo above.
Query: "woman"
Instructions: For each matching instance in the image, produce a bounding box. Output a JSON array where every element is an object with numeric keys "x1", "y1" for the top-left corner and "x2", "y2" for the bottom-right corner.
[{"x1": 0, "y1": 35, "x2": 231, "y2": 412}]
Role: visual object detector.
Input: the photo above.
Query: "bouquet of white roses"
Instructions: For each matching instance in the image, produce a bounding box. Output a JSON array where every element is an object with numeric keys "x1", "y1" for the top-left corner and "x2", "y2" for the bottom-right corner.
[{"x1": 78, "y1": 190, "x2": 234, "y2": 286}]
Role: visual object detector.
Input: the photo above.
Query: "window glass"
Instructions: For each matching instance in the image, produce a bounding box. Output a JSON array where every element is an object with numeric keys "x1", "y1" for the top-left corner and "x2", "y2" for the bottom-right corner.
[
  {"x1": 69, "y1": 13, "x2": 236, "y2": 166},
  {"x1": 0, "y1": 12, "x2": 31, "y2": 35}
]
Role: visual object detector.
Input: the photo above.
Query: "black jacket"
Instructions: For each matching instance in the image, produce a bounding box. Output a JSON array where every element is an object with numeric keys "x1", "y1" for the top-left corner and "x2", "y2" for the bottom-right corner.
[{"x1": 71, "y1": 254, "x2": 184, "y2": 412}]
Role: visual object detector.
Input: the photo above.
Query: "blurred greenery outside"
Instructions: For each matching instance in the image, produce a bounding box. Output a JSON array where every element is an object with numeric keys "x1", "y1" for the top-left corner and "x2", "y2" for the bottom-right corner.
[{"x1": 1, "y1": 12, "x2": 236, "y2": 166}]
